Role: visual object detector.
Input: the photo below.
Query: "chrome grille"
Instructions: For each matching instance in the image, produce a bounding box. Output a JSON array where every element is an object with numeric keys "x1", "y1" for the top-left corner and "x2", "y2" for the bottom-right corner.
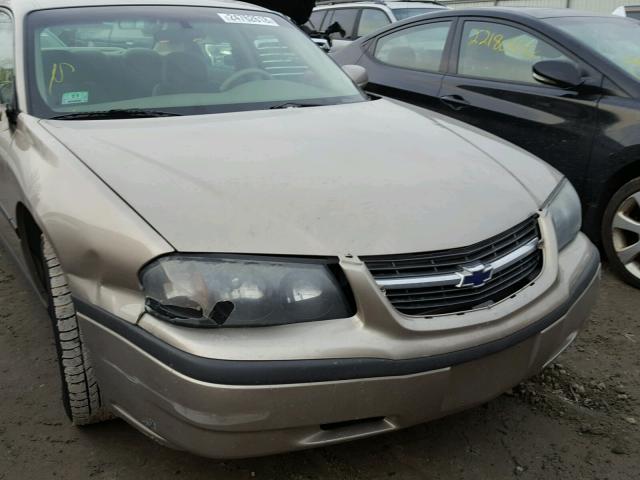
[{"x1": 361, "y1": 216, "x2": 543, "y2": 316}]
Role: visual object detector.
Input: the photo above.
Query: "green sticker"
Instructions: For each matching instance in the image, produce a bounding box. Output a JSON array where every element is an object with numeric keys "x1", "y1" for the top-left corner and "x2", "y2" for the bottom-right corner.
[{"x1": 61, "y1": 91, "x2": 89, "y2": 105}]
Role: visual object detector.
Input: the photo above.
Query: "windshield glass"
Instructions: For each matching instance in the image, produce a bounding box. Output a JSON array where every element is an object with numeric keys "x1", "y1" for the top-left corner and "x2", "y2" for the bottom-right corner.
[
  {"x1": 391, "y1": 8, "x2": 443, "y2": 21},
  {"x1": 26, "y1": 6, "x2": 364, "y2": 119},
  {"x1": 546, "y1": 16, "x2": 640, "y2": 80}
]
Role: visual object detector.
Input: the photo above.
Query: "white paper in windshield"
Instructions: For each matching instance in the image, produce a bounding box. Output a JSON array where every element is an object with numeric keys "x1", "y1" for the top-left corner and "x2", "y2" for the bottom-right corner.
[{"x1": 218, "y1": 13, "x2": 279, "y2": 26}]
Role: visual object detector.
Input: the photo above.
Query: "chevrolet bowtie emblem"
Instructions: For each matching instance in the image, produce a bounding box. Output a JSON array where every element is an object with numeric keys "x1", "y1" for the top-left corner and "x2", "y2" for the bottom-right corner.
[{"x1": 456, "y1": 263, "x2": 494, "y2": 288}]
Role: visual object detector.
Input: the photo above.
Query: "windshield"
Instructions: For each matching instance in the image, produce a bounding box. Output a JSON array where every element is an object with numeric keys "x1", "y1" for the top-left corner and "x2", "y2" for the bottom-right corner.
[
  {"x1": 391, "y1": 8, "x2": 443, "y2": 21},
  {"x1": 26, "y1": 6, "x2": 364, "y2": 119},
  {"x1": 546, "y1": 16, "x2": 640, "y2": 80}
]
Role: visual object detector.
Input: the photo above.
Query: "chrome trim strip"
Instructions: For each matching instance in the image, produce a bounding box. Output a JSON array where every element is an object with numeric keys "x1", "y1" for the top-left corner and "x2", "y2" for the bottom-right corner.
[
  {"x1": 491, "y1": 238, "x2": 540, "y2": 273},
  {"x1": 376, "y1": 238, "x2": 540, "y2": 290}
]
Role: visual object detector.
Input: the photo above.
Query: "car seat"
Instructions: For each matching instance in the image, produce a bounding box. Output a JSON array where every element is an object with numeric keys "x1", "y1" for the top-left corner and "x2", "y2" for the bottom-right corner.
[
  {"x1": 153, "y1": 51, "x2": 214, "y2": 95},
  {"x1": 123, "y1": 48, "x2": 163, "y2": 98}
]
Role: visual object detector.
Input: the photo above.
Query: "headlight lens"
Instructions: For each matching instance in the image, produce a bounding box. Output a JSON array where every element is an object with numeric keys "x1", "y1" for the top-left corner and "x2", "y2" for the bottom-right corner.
[
  {"x1": 141, "y1": 256, "x2": 355, "y2": 328},
  {"x1": 546, "y1": 179, "x2": 582, "y2": 251}
]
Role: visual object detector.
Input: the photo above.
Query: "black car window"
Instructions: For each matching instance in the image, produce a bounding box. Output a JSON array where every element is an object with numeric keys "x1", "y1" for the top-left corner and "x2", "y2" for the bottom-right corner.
[
  {"x1": 330, "y1": 8, "x2": 358, "y2": 39},
  {"x1": 626, "y1": 10, "x2": 640, "y2": 20},
  {"x1": 547, "y1": 16, "x2": 640, "y2": 80},
  {"x1": 357, "y1": 8, "x2": 391, "y2": 37},
  {"x1": 0, "y1": 11, "x2": 14, "y2": 106},
  {"x1": 374, "y1": 21, "x2": 452, "y2": 72},
  {"x1": 308, "y1": 10, "x2": 327, "y2": 30},
  {"x1": 458, "y1": 21, "x2": 569, "y2": 84}
]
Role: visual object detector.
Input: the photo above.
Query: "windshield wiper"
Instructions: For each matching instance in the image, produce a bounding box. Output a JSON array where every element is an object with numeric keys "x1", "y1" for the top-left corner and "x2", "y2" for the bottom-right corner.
[
  {"x1": 49, "y1": 108, "x2": 183, "y2": 120},
  {"x1": 269, "y1": 102, "x2": 324, "y2": 110}
]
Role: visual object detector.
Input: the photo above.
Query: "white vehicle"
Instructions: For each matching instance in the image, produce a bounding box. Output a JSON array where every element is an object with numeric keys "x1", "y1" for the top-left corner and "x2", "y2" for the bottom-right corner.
[
  {"x1": 613, "y1": 5, "x2": 640, "y2": 19},
  {"x1": 309, "y1": 1, "x2": 449, "y2": 51}
]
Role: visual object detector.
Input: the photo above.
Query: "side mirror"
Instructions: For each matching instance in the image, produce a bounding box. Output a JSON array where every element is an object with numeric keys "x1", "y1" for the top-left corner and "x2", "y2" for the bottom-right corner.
[
  {"x1": 342, "y1": 64, "x2": 368, "y2": 89},
  {"x1": 533, "y1": 60, "x2": 583, "y2": 89}
]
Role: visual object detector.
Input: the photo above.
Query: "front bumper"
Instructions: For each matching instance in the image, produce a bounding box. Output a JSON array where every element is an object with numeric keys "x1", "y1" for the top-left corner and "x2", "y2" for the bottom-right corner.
[{"x1": 77, "y1": 232, "x2": 600, "y2": 458}]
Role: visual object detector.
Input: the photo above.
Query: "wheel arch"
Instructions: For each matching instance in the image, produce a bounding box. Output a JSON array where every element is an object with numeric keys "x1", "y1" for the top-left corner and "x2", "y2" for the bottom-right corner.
[
  {"x1": 15, "y1": 202, "x2": 46, "y2": 294},
  {"x1": 602, "y1": 158, "x2": 640, "y2": 204},
  {"x1": 584, "y1": 155, "x2": 640, "y2": 244}
]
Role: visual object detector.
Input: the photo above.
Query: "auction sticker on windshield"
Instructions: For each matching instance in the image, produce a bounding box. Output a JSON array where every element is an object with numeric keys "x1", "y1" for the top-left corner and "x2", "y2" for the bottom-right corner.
[
  {"x1": 61, "y1": 91, "x2": 89, "y2": 105},
  {"x1": 218, "y1": 13, "x2": 279, "y2": 26}
]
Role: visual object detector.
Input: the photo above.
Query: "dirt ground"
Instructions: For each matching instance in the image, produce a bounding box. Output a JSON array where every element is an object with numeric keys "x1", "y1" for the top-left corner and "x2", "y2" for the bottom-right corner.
[{"x1": 0, "y1": 245, "x2": 638, "y2": 480}]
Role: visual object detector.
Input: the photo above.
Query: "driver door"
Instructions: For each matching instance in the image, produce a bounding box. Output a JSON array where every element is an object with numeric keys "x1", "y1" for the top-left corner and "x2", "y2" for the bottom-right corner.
[{"x1": 438, "y1": 19, "x2": 602, "y2": 192}]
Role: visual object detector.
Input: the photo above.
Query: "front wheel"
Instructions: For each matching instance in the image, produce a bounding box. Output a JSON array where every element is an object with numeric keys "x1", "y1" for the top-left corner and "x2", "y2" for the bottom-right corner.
[
  {"x1": 602, "y1": 178, "x2": 640, "y2": 289},
  {"x1": 41, "y1": 235, "x2": 111, "y2": 425}
]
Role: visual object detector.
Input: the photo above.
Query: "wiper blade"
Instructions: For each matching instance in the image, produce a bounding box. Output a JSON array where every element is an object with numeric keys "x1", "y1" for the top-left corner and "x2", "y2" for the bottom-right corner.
[
  {"x1": 49, "y1": 109, "x2": 183, "y2": 120},
  {"x1": 269, "y1": 102, "x2": 323, "y2": 110}
]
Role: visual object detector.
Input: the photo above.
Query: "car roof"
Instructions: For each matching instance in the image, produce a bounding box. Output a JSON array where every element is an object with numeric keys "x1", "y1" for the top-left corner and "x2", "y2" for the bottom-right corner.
[
  {"x1": 315, "y1": 1, "x2": 446, "y2": 10},
  {"x1": 438, "y1": 7, "x2": 609, "y2": 19},
  {"x1": 1, "y1": 0, "x2": 269, "y2": 17}
]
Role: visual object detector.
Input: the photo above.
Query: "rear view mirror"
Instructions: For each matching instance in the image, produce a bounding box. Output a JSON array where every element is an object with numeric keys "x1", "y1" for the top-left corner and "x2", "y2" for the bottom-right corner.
[
  {"x1": 342, "y1": 65, "x2": 368, "y2": 89},
  {"x1": 533, "y1": 60, "x2": 583, "y2": 89}
]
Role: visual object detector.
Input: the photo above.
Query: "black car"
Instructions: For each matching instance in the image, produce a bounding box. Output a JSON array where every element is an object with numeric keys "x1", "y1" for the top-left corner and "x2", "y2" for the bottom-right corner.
[{"x1": 333, "y1": 7, "x2": 640, "y2": 288}]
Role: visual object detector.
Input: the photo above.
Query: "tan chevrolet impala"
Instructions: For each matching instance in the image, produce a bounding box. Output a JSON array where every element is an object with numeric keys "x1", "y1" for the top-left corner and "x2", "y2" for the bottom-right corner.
[{"x1": 0, "y1": 0, "x2": 600, "y2": 458}]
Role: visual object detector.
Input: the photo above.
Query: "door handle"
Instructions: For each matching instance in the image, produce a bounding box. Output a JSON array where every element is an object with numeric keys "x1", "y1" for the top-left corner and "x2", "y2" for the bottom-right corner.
[{"x1": 440, "y1": 94, "x2": 471, "y2": 111}]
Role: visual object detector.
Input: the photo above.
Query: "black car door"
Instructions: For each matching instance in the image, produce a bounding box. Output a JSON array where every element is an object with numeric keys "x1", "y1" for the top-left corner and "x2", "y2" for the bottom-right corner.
[
  {"x1": 355, "y1": 19, "x2": 456, "y2": 111},
  {"x1": 438, "y1": 18, "x2": 602, "y2": 192}
]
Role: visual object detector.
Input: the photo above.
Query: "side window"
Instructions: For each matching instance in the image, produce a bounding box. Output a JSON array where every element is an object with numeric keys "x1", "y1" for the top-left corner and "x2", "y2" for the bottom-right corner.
[
  {"x1": 458, "y1": 21, "x2": 570, "y2": 84},
  {"x1": 0, "y1": 11, "x2": 14, "y2": 105},
  {"x1": 330, "y1": 8, "x2": 358, "y2": 39},
  {"x1": 308, "y1": 11, "x2": 327, "y2": 31},
  {"x1": 357, "y1": 9, "x2": 391, "y2": 37},
  {"x1": 374, "y1": 21, "x2": 452, "y2": 72}
]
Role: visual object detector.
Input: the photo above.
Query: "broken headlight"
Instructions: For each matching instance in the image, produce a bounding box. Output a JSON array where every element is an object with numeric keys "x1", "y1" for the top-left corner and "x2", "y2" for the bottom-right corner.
[{"x1": 141, "y1": 255, "x2": 355, "y2": 328}]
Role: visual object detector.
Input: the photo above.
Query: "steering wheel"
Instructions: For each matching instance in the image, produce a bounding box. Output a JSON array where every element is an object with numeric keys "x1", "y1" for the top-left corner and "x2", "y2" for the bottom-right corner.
[{"x1": 220, "y1": 68, "x2": 273, "y2": 91}]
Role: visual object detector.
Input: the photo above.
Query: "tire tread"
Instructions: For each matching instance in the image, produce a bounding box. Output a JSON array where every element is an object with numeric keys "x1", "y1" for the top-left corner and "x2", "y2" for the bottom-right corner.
[{"x1": 42, "y1": 236, "x2": 111, "y2": 425}]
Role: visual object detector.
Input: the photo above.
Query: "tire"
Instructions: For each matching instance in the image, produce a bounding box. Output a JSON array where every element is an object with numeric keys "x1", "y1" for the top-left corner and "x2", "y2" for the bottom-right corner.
[
  {"x1": 41, "y1": 235, "x2": 111, "y2": 425},
  {"x1": 602, "y1": 178, "x2": 640, "y2": 289}
]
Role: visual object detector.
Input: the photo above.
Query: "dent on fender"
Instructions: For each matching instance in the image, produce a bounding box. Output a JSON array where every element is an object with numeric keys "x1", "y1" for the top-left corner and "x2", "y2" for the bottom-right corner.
[{"x1": 11, "y1": 116, "x2": 174, "y2": 322}]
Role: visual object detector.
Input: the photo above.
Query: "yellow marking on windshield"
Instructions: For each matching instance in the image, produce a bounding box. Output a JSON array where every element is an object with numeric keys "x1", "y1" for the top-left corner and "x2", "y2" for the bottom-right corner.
[{"x1": 48, "y1": 62, "x2": 76, "y2": 95}]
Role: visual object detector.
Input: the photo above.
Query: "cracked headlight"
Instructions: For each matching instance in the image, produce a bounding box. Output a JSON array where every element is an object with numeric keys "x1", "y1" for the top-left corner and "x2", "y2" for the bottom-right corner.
[
  {"x1": 141, "y1": 255, "x2": 355, "y2": 328},
  {"x1": 545, "y1": 178, "x2": 582, "y2": 251}
]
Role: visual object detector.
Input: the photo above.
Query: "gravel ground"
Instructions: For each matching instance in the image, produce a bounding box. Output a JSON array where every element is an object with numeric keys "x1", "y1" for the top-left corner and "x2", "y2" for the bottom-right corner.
[{"x1": 0, "y1": 245, "x2": 638, "y2": 480}]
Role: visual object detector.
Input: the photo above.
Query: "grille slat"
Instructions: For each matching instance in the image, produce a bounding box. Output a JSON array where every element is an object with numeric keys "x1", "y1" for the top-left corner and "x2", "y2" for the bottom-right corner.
[
  {"x1": 386, "y1": 254, "x2": 541, "y2": 309},
  {"x1": 386, "y1": 253, "x2": 540, "y2": 303},
  {"x1": 366, "y1": 222, "x2": 538, "y2": 276},
  {"x1": 361, "y1": 216, "x2": 543, "y2": 317}
]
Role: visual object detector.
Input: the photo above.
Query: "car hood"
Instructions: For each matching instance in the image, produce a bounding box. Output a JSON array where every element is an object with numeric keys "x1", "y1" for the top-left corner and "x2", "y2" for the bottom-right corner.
[{"x1": 41, "y1": 100, "x2": 559, "y2": 256}]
